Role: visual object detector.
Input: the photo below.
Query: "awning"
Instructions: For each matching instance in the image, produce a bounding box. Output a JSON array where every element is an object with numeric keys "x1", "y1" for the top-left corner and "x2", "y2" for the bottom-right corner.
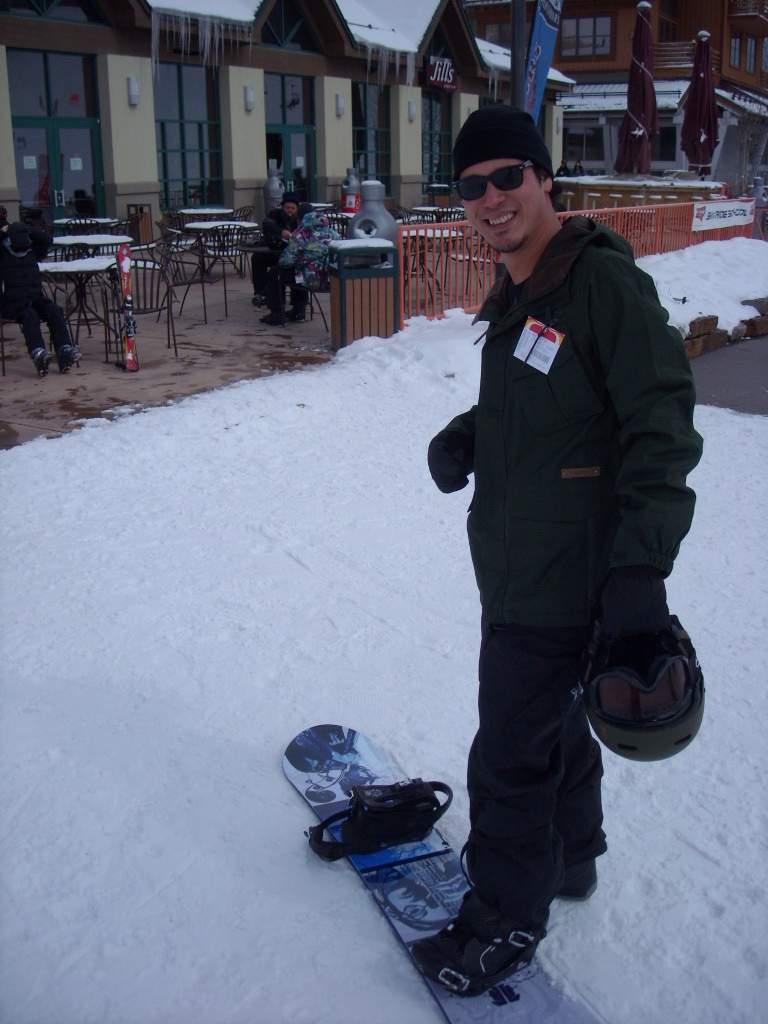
[{"x1": 557, "y1": 80, "x2": 689, "y2": 114}]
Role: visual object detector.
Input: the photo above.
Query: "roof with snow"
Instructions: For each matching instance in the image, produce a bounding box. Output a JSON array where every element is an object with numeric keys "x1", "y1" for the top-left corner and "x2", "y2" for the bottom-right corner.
[
  {"x1": 145, "y1": 0, "x2": 568, "y2": 87},
  {"x1": 715, "y1": 85, "x2": 768, "y2": 120},
  {"x1": 475, "y1": 36, "x2": 574, "y2": 85},
  {"x1": 557, "y1": 80, "x2": 690, "y2": 114},
  {"x1": 148, "y1": 0, "x2": 261, "y2": 22}
]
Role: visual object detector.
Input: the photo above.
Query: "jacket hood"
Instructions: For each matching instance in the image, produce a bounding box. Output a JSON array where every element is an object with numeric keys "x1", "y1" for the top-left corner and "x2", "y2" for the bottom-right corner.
[{"x1": 477, "y1": 216, "x2": 635, "y2": 324}]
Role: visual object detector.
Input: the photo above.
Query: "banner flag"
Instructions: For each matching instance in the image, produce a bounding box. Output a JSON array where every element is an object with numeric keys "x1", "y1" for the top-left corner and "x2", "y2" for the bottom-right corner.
[
  {"x1": 524, "y1": 0, "x2": 564, "y2": 124},
  {"x1": 691, "y1": 199, "x2": 755, "y2": 231}
]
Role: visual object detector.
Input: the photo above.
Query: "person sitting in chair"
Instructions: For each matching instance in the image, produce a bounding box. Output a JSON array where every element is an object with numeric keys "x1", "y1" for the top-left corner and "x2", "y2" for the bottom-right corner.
[
  {"x1": 251, "y1": 192, "x2": 307, "y2": 307},
  {"x1": 260, "y1": 211, "x2": 341, "y2": 327},
  {"x1": 0, "y1": 208, "x2": 79, "y2": 376}
]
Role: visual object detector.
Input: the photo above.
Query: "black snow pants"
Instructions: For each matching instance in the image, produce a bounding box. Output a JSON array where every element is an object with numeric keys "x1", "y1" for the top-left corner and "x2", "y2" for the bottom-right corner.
[
  {"x1": 18, "y1": 297, "x2": 72, "y2": 358},
  {"x1": 466, "y1": 621, "x2": 606, "y2": 929},
  {"x1": 251, "y1": 248, "x2": 279, "y2": 297},
  {"x1": 264, "y1": 266, "x2": 308, "y2": 316}
]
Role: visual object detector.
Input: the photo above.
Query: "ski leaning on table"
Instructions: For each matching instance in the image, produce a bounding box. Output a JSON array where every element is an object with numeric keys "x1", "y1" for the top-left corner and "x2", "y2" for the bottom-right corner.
[
  {"x1": 116, "y1": 242, "x2": 139, "y2": 372},
  {"x1": 283, "y1": 725, "x2": 602, "y2": 1024}
]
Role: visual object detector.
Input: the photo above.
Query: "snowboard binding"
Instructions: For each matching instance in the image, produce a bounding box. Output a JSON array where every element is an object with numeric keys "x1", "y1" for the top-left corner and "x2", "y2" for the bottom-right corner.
[{"x1": 307, "y1": 778, "x2": 453, "y2": 862}]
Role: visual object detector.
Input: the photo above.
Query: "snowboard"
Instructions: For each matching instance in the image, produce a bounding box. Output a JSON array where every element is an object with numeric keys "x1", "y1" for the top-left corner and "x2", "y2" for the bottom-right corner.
[{"x1": 283, "y1": 725, "x2": 603, "y2": 1024}]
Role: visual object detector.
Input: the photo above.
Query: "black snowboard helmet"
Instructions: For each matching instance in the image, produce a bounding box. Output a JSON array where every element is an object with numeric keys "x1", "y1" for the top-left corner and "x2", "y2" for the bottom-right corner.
[{"x1": 582, "y1": 615, "x2": 704, "y2": 762}]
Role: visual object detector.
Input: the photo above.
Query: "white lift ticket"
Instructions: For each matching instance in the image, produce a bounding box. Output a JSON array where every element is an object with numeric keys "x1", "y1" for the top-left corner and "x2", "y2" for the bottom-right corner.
[{"x1": 513, "y1": 316, "x2": 565, "y2": 374}]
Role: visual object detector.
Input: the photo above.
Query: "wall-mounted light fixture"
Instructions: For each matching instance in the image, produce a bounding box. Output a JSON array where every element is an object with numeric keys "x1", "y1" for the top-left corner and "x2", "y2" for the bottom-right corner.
[
  {"x1": 335, "y1": 93, "x2": 345, "y2": 118},
  {"x1": 127, "y1": 76, "x2": 140, "y2": 107},
  {"x1": 244, "y1": 84, "x2": 255, "y2": 113},
  {"x1": 407, "y1": 99, "x2": 417, "y2": 123}
]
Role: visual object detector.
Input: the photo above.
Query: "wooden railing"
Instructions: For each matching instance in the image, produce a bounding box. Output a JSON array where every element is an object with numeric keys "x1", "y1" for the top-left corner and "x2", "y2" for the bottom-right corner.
[
  {"x1": 396, "y1": 203, "x2": 755, "y2": 327},
  {"x1": 729, "y1": 0, "x2": 768, "y2": 16},
  {"x1": 653, "y1": 41, "x2": 721, "y2": 75}
]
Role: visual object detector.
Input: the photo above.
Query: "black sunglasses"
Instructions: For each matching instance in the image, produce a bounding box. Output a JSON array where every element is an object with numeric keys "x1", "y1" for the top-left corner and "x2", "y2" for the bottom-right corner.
[{"x1": 454, "y1": 161, "x2": 534, "y2": 201}]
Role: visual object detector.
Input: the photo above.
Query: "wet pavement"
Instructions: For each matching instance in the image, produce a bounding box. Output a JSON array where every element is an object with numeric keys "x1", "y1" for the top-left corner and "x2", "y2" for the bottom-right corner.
[
  {"x1": 0, "y1": 272, "x2": 333, "y2": 449},
  {"x1": 691, "y1": 336, "x2": 768, "y2": 416},
  {"x1": 1, "y1": 267, "x2": 766, "y2": 449}
]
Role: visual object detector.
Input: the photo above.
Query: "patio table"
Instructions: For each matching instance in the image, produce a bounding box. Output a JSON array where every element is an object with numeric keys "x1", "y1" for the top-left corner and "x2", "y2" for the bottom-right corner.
[
  {"x1": 40, "y1": 255, "x2": 118, "y2": 356},
  {"x1": 51, "y1": 234, "x2": 133, "y2": 257}
]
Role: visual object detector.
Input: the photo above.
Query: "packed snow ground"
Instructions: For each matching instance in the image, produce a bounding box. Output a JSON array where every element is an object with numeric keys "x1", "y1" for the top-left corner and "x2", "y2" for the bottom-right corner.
[{"x1": 1, "y1": 240, "x2": 767, "y2": 1024}]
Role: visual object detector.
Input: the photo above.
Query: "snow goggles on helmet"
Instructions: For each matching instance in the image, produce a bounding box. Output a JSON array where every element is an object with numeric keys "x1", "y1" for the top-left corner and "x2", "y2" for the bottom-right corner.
[
  {"x1": 454, "y1": 160, "x2": 534, "y2": 201},
  {"x1": 591, "y1": 655, "x2": 692, "y2": 725},
  {"x1": 582, "y1": 615, "x2": 705, "y2": 762}
]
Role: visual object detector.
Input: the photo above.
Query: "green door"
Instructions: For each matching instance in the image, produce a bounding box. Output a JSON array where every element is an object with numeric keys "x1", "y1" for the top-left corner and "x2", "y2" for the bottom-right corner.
[
  {"x1": 264, "y1": 73, "x2": 316, "y2": 202},
  {"x1": 13, "y1": 117, "x2": 104, "y2": 222}
]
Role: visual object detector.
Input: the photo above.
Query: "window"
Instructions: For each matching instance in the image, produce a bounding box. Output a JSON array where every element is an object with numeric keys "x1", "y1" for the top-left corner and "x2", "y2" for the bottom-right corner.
[
  {"x1": 746, "y1": 36, "x2": 756, "y2": 74},
  {"x1": 659, "y1": 0, "x2": 678, "y2": 43},
  {"x1": 422, "y1": 92, "x2": 452, "y2": 185},
  {"x1": 564, "y1": 124, "x2": 604, "y2": 164},
  {"x1": 730, "y1": 34, "x2": 741, "y2": 68},
  {"x1": 7, "y1": 49, "x2": 97, "y2": 118},
  {"x1": 561, "y1": 16, "x2": 611, "y2": 58},
  {"x1": 264, "y1": 74, "x2": 314, "y2": 127},
  {"x1": 155, "y1": 63, "x2": 222, "y2": 210},
  {"x1": 651, "y1": 125, "x2": 677, "y2": 162},
  {"x1": 352, "y1": 84, "x2": 391, "y2": 194},
  {"x1": 484, "y1": 21, "x2": 512, "y2": 47},
  {"x1": 763, "y1": 38, "x2": 768, "y2": 72},
  {"x1": 261, "y1": 0, "x2": 318, "y2": 51}
]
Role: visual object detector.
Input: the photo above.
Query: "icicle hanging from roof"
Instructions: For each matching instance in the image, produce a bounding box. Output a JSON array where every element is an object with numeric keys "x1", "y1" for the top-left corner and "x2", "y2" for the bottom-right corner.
[
  {"x1": 151, "y1": 10, "x2": 253, "y2": 72},
  {"x1": 488, "y1": 67, "x2": 500, "y2": 101},
  {"x1": 405, "y1": 51, "x2": 416, "y2": 87}
]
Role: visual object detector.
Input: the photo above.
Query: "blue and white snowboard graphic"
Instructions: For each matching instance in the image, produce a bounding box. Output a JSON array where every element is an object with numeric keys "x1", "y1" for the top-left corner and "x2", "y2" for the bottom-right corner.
[{"x1": 283, "y1": 724, "x2": 603, "y2": 1024}]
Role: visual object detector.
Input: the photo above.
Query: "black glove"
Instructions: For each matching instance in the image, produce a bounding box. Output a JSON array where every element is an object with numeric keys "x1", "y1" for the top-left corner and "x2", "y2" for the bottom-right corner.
[
  {"x1": 428, "y1": 430, "x2": 474, "y2": 494},
  {"x1": 600, "y1": 567, "x2": 670, "y2": 638}
]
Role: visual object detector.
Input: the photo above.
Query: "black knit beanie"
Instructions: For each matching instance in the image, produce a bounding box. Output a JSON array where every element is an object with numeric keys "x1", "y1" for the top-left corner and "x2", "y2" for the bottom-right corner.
[
  {"x1": 281, "y1": 191, "x2": 300, "y2": 206},
  {"x1": 453, "y1": 105, "x2": 554, "y2": 181}
]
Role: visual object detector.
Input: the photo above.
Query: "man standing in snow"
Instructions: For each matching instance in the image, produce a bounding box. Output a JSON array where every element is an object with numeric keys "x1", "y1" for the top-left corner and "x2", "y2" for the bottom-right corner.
[{"x1": 413, "y1": 105, "x2": 702, "y2": 994}]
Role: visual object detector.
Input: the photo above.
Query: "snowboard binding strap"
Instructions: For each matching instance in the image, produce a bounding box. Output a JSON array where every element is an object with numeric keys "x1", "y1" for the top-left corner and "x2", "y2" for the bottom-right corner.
[{"x1": 307, "y1": 778, "x2": 453, "y2": 862}]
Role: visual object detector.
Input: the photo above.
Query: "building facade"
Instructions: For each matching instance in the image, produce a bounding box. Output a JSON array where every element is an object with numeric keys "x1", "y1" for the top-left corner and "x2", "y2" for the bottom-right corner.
[
  {"x1": 464, "y1": 0, "x2": 768, "y2": 191},
  {"x1": 0, "y1": 0, "x2": 567, "y2": 226}
]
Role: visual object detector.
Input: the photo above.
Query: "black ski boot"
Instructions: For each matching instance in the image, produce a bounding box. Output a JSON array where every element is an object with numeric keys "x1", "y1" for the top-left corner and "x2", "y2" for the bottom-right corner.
[
  {"x1": 31, "y1": 347, "x2": 52, "y2": 377},
  {"x1": 260, "y1": 311, "x2": 286, "y2": 326},
  {"x1": 57, "y1": 344, "x2": 76, "y2": 373},
  {"x1": 411, "y1": 890, "x2": 545, "y2": 996},
  {"x1": 557, "y1": 859, "x2": 597, "y2": 901}
]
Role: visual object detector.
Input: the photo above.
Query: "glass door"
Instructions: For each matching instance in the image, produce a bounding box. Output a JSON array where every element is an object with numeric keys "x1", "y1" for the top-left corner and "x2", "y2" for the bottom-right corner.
[
  {"x1": 264, "y1": 72, "x2": 316, "y2": 202},
  {"x1": 12, "y1": 123, "x2": 52, "y2": 215},
  {"x1": 13, "y1": 118, "x2": 102, "y2": 222},
  {"x1": 8, "y1": 50, "x2": 103, "y2": 225},
  {"x1": 265, "y1": 129, "x2": 313, "y2": 201}
]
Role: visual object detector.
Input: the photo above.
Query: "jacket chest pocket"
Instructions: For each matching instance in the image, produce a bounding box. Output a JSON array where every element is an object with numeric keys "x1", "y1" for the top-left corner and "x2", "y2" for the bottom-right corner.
[{"x1": 509, "y1": 342, "x2": 605, "y2": 437}]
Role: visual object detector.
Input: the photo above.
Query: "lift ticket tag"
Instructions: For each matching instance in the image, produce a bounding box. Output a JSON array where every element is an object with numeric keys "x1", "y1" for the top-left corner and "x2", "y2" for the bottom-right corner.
[{"x1": 513, "y1": 317, "x2": 565, "y2": 374}]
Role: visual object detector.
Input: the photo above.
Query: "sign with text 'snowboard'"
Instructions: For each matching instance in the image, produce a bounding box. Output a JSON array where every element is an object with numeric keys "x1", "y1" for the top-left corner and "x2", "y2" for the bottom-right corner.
[{"x1": 691, "y1": 199, "x2": 755, "y2": 231}]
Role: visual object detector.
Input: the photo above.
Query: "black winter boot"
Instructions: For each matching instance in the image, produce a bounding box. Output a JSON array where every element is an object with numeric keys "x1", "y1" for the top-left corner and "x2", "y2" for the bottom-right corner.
[
  {"x1": 57, "y1": 344, "x2": 76, "y2": 373},
  {"x1": 31, "y1": 347, "x2": 52, "y2": 377},
  {"x1": 411, "y1": 890, "x2": 545, "y2": 996},
  {"x1": 557, "y1": 859, "x2": 597, "y2": 901}
]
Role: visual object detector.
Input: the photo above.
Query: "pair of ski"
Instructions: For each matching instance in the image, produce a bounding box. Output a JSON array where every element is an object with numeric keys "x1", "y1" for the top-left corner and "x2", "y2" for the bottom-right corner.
[
  {"x1": 114, "y1": 242, "x2": 139, "y2": 372},
  {"x1": 284, "y1": 725, "x2": 603, "y2": 1024}
]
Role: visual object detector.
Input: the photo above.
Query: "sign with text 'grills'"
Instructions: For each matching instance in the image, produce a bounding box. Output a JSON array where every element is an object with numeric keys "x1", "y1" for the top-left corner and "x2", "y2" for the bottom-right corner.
[
  {"x1": 427, "y1": 57, "x2": 456, "y2": 92},
  {"x1": 691, "y1": 199, "x2": 755, "y2": 231}
]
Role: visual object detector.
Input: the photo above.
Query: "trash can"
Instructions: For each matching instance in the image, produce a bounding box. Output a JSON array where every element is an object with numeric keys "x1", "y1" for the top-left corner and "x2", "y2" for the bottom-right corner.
[
  {"x1": 328, "y1": 239, "x2": 398, "y2": 350},
  {"x1": 127, "y1": 203, "x2": 153, "y2": 243}
]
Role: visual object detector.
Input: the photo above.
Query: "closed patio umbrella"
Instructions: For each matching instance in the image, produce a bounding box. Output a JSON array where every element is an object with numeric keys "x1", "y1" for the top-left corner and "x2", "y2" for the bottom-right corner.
[
  {"x1": 615, "y1": 1, "x2": 657, "y2": 175},
  {"x1": 681, "y1": 30, "x2": 719, "y2": 174}
]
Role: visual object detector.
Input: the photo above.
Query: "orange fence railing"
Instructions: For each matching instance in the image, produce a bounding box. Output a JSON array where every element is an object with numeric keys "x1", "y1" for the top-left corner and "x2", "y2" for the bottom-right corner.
[{"x1": 396, "y1": 203, "x2": 754, "y2": 328}]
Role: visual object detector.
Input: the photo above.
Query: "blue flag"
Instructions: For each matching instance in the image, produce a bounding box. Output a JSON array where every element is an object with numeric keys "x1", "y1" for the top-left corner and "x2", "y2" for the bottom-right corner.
[{"x1": 524, "y1": 0, "x2": 564, "y2": 124}]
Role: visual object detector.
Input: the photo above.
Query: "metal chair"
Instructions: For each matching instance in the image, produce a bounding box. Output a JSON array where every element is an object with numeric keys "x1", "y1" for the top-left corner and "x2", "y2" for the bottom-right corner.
[
  {"x1": 0, "y1": 317, "x2": 21, "y2": 376},
  {"x1": 231, "y1": 205, "x2": 254, "y2": 221}
]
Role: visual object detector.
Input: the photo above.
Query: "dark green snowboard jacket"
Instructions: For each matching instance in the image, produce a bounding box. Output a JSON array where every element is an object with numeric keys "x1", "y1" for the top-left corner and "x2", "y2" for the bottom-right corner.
[{"x1": 439, "y1": 216, "x2": 703, "y2": 627}]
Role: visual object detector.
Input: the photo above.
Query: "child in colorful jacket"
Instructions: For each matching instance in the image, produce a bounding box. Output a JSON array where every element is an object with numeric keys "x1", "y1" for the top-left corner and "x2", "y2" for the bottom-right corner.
[{"x1": 260, "y1": 212, "x2": 341, "y2": 325}]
